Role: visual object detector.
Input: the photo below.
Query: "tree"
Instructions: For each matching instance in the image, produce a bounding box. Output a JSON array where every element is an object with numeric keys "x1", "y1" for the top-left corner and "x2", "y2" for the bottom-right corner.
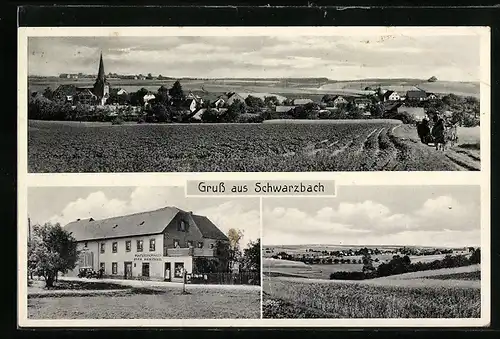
[
  {"x1": 469, "y1": 248, "x2": 481, "y2": 264},
  {"x1": 169, "y1": 80, "x2": 185, "y2": 103},
  {"x1": 362, "y1": 253, "x2": 375, "y2": 273},
  {"x1": 214, "y1": 240, "x2": 231, "y2": 272},
  {"x1": 227, "y1": 228, "x2": 244, "y2": 270},
  {"x1": 43, "y1": 87, "x2": 54, "y2": 100},
  {"x1": 28, "y1": 222, "x2": 79, "y2": 288},
  {"x1": 264, "y1": 96, "x2": 280, "y2": 107},
  {"x1": 226, "y1": 99, "x2": 246, "y2": 121},
  {"x1": 245, "y1": 95, "x2": 265, "y2": 109},
  {"x1": 243, "y1": 238, "x2": 260, "y2": 272}
]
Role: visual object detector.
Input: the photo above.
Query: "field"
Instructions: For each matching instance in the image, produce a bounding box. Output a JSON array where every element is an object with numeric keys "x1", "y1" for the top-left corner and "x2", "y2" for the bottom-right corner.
[
  {"x1": 28, "y1": 119, "x2": 480, "y2": 172},
  {"x1": 263, "y1": 265, "x2": 481, "y2": 318},
  {"x1": 263, "y1": 256, "x2": 455, "y2": 280},
  {"x1": 28, "y1": 77, "x2": 480, "y2": 98},
  {"x1": 28, "y1": 279, "x2": 261, "y2": 319}
]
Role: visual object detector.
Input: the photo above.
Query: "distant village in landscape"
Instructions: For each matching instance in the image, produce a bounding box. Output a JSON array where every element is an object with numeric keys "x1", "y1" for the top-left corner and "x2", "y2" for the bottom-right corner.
[{"x1": 28, "y1": 53, "x2": 480, "y2": 127}]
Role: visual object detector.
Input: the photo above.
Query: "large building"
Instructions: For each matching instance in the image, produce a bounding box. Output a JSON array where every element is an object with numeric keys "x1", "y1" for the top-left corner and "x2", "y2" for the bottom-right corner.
[{"x1": 64, "y1": 206, "x2": 229, "y2": 282}]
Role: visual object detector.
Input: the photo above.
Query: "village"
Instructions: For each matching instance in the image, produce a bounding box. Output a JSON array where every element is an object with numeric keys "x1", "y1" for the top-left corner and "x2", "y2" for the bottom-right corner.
[{"x1": 28, "y1": 53, "x2": 479, "y2": 126}]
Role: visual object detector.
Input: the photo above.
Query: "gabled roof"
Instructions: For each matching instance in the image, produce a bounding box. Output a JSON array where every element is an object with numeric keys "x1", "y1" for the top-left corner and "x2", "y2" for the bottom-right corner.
[
  {"x1": 292, "y1": 98, "x2": 314, "y2": 105},
  {"x1": 332, "y1": 95, "x2": 347, "y2": 101},
  {"x1": 383, "y1": 90, "x2": 397, "y2": 99},
  {"x1": 406, "y1": 90, "x2": 427, "y2": 99},
  {"x1": 190, "y1": 215, "x2": 229, "y2": 241},
  {"x1": 64, "y1": 206, "x2": 180, "y2": 241},
  {"x1": 54, "y1": 84, "x2": 78, "y2": 96}
]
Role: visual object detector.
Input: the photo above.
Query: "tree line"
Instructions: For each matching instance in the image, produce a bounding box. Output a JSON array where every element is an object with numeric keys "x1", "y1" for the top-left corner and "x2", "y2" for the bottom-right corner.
[{"x1": 329, "y1": 249, "x2": 480, "y2": 280}]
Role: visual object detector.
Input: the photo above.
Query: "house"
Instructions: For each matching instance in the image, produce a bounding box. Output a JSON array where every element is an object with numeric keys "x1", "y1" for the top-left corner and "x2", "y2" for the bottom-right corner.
[
  {"x1": 75, "y1": 88, "x2": 97, "y2": 105},
  {"x1": 63, "y1": 206, "x2": 230, "y2": 282},
  {"x1": 383, "y1": 101, "x2": 404, "y2": 114},
  {"x1": 331, "y1": 96, "x2": 349, "y2": 107},
  {"x1": 406, "y1": 90, "x2": 427, "y2": 102},
  {"x1": 214, "y1": 96, "x2": 226, "y2": 108},
  {"x1": 427, "y1": 93, "x2": 438, "y2": 100},
  {"x1": 383, "y1": 90, "x2": 400, "y2": 102},
  {"x1": 397, "y1": 106, "x2": 426, "y2": 121},
  {"x1": 275, "y1": 105, "x2": 296, "y2": 113},
  {"x1": 292, "y1": 98, "x2": 314, "y2": 106},
  {"x1": 186, "y1": 91, "x2": 204, "y2": 105},
  {"x1": 111, "y1": 88, "x2": 128, "y2": 96},
  {"x1": 353, "y1": 98, "x2": 371, "y2": 109},
  {"x1": 226, "y1": 92, "x2": 246, "y2": 106},
  {"x1": 143, "y1": 93, "x2": 156, "y2": 106},
  {"x1": 52, "y1": 84, "x2": 78, "y2": 103}
]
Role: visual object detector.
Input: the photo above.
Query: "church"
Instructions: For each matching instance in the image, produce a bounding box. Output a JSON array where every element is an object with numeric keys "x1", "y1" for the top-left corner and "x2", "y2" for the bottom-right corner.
[{"x1": 52, "y1": 53, "x2": 110, "y2": 106}]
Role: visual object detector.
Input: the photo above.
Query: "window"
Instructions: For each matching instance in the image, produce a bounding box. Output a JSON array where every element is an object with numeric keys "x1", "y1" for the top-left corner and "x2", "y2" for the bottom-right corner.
[
  {"x1": 100, "y1": 262, "x2": 105, "y2": 271},
  {"x1": 174, "y1": 263, "x2": 184, "y2": 278},
  {"x1": 112, "y1": 242, "x2": 118, "y2": 253},
  {"x1": 187, "y1": 240, "x2": 193, "y2": 248},
  {"x1": 137, "y1": 240, "x2": 143, "y2": 252},
  {"x1": 173, "y1": 239, "x2": 180, "y2": 248},
  {"x1": 126, "y1": 241, "x2": 131, "y2": 252},
  {"x1": 210, "y1": 243, "x2": 214, "y2": 249},
  {"x1": 112, "y1": 262, "x2": 117, "y2": 275},
  {"x1": 100, "y1": 243, "x2": 105, "y2": 253},
  {"x1": 149, "y1": 239, "x2": 156, "y2": 252},
  {"x1": 84, "y1": 242, "x2": 88, "y2": 248},
  {"x1": 178, "y1": 220, "x2": 186, "y2": 232},
  {"x1": 197, "y1": 242, "x2": 203, "y2": 249}
]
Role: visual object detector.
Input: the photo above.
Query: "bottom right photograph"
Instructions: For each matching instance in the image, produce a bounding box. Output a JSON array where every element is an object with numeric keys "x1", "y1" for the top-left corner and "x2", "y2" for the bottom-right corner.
[{"x1": 262, "y1": 185, "x2": 482, "y2": 319}]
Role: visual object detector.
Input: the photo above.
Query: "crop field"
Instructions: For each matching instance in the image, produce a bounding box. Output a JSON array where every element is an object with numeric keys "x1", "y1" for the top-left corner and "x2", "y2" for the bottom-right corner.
[
  {"x1": 263, "y1": 265, "x2": 481, "y2": 318},
  {"x1": 28, "y1": 119, "x2": 479, "y2": 172}
]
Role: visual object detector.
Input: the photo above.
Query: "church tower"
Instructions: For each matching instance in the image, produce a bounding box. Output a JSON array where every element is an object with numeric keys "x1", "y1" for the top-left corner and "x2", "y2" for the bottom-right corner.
[{"x1": 93, "y1": 52, "x2": 110, "y2": 105}]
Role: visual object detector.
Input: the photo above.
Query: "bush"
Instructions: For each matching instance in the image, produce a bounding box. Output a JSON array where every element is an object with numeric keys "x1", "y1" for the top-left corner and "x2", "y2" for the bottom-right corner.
[{"x1": 111, "y1": 117, "x2": 124, "y2": 125}]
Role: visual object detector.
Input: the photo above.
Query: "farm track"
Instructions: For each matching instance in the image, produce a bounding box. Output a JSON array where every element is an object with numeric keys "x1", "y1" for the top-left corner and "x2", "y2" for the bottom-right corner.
[{"x1": 28, "y1": 120, "x2": 479, "y2": 172}]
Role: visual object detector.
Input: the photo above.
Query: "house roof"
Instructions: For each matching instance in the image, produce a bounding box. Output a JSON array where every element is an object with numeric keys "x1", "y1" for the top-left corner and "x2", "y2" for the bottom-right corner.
[
  {"x1": 293, "y1": 98, "x2": 314, "y2": 105},
  {"x1": 190, "y1": 215, "x2": 229, "y2": 241},
  {"x1": 64, "y1": 206, "x2": 229, "y2": 242},
  {"x1": 54, "y1": 84, "x2": 78, "y2": 96},
  {"x1": 64, "y1": 206, "x2": 180, "y2": 242},
  {"x1": 383, "y1": 90, "x2": 397, "y2": 99},
  {"x1": 406, "y1": 90, "x2": 427, "y2": 99},
  {"x1": 354, "y1": 98, "x2": 371, "y2": 104}
]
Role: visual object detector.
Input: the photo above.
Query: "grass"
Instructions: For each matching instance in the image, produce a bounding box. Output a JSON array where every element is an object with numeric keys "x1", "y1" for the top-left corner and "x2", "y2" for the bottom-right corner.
[
  {"x1": 421, "y1": 271, "x2": 480, "y2": 281},
  {"x1": 263, "y1": 275, "x2": 480, "y2": 318},
  {"x1": 29, "y1": 119, "x2": 477, "y2": 172},
  {"x1": 28, "y1": 285, "x2": 261, "y2": 319}
]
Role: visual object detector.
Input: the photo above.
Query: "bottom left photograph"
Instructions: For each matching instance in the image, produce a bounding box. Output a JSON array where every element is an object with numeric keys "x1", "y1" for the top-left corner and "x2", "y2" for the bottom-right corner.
[{"x1": 25, "y1": 185, "x2": 262, "y2": 320}]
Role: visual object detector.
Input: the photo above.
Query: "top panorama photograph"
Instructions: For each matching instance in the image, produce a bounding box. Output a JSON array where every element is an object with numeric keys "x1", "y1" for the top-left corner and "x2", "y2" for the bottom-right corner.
[{"x1": 27, "y1": 34, "x2": 482, "y2": 173}]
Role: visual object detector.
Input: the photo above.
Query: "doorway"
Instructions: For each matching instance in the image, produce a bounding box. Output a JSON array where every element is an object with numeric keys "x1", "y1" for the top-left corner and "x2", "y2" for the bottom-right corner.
[
  {"x1": 164, "y1": 262, "x2": 171, "y2": 282},
  {"x1": 142, "y1": 262, "x2": 150, "y2": 278},
  {"x1": 124, "y1": 262, "x2": 132, "y2": 279}
]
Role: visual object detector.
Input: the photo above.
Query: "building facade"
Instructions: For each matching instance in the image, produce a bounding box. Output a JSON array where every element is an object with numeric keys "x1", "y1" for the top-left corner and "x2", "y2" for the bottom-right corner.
[{"x1": 64, "y1": 207, "x2": 229, "y2": 282}]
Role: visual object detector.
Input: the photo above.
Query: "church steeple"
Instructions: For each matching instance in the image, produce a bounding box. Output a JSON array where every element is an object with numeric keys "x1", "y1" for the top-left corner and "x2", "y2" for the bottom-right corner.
[
  {"x1": 93, "y1": 52, "x2": 109, "y2": 105},
  {"x1": 97, "y1": 52, "x2": 106, "y2": 81}
]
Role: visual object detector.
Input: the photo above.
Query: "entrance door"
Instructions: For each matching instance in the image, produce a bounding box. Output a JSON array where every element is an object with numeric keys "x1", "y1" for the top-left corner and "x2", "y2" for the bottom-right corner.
[
  {"x1": 124, "y1": 262, "x2": 132, "y2": 279},
  {"x1": 164, "y1": 262, "x2": 171, "y2": 282},
  {"x1": 142, "y1": 262, "x2": 150, "y2": 278}
]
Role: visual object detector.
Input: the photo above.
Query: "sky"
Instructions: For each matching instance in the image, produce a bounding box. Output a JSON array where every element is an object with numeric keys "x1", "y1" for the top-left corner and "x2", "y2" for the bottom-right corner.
[
  {"x1": 28, "y1": 35, "x2": 480, "y2": 81},
  {"x1": 263, "y1": 185, "x2": 481, "y2": 248},
  {"x1": 28, "y1": 186, "x2": 260, "y2": 249}
]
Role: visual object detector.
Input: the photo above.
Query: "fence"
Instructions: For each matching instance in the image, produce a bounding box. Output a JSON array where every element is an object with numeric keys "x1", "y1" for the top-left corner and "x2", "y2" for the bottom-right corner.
[{"x1": 189, "y1": 272, "x2": 260, "y2": 285}]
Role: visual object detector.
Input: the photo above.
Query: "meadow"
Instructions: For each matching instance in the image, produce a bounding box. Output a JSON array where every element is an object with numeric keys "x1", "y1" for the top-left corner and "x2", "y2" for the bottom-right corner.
[
  {"x1": 28, "y1": 119, "x2": 479, "y2": 172},
  {"x1": 263, "y1": 265, "x2": 481, "y2": 318},
  {"x1": 28, "y1": 279, "x2": 261, "y2": 319}
]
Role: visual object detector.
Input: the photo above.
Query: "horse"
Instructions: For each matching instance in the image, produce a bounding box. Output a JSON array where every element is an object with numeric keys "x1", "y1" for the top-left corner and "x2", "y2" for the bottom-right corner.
[{"x1": 445, "y1": 124, "x2": 459, "y2": 148}]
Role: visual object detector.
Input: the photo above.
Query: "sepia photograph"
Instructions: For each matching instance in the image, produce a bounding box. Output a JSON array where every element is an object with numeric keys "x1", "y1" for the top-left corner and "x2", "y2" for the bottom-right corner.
[
  {"x1": 25, "y1": 186, "x2": 261, "y2": 320},
  {"x1": 24, "y1": 28, "x2": 485, "y2": 173},
  {"x1": 262, "y1": 185, "x2": 482, "y2": 319}
]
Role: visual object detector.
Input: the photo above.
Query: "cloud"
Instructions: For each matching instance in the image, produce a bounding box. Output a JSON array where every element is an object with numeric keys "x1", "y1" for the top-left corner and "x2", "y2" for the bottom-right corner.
[
  {"x1": 28, "y1": 35, "x2": 480, "y2": 81},
  {"x1": 48, "y1": 187, "x2": 259, "y2": 248},
  {"x1": 263, "y1": 195, "x2": 480, "y2": 247}
]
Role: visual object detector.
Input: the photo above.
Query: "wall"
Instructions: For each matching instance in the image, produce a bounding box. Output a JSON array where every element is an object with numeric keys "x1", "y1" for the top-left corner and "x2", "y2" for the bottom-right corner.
[{"x1": 163, "y1": 211, "x2": 206, "y2": 252}]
